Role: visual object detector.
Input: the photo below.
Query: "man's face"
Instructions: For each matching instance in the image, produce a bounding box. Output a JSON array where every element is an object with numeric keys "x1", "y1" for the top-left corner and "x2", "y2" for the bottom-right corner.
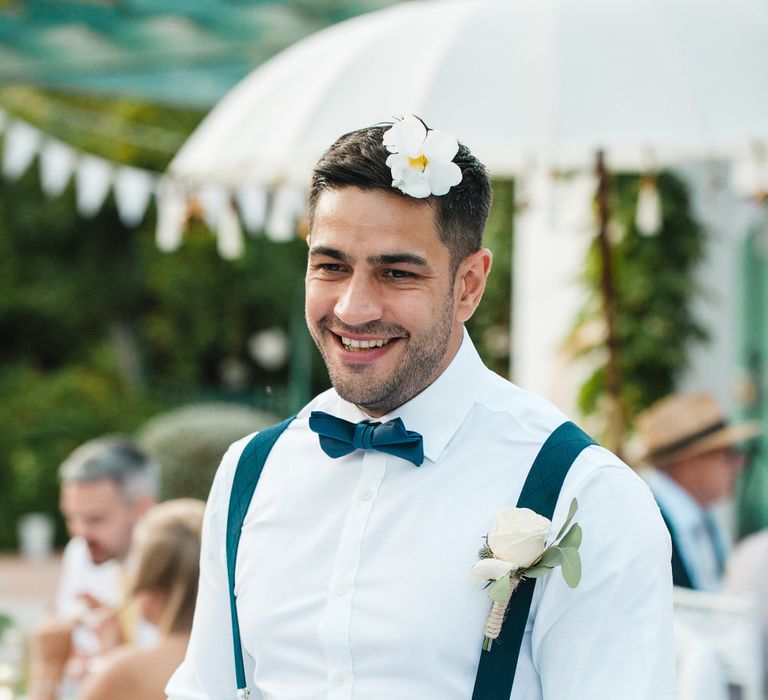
[
  {"x1": 60, "y1": 479, "x2": 141, "y2": 564},
  {"x1": 695, "y1": 446, "x2": 745, "y2": 505},
  {"x1": 306, "y1": 187, "x2": 471, "y2": 416},
  {"x1": 674, "y1": 446, "x2": 745, "y2": 507}
]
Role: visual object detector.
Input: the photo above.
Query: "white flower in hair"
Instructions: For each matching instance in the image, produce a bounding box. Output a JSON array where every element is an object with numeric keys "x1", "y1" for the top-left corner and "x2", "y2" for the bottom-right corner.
[{"x1": 382, "y1": 115, "x2": 463, "y2": 198}]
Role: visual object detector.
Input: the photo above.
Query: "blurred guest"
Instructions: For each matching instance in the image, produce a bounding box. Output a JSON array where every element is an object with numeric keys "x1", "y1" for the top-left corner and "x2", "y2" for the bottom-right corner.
[
  {"x1": 637, "y1": 393, "x2": 759, "y2": 591},
  {"x1": 723, "y1": 529, "x2": 768, "y2": 695},
  {"x1": 30, "y1": 436, "x2": 160, "y2": 698},
  {"x1": 56, "y1": 436, "x2": 159, "y2": 619},
  {"x1": 30, "y1": 499, "x2": 205, "y2": 700}
]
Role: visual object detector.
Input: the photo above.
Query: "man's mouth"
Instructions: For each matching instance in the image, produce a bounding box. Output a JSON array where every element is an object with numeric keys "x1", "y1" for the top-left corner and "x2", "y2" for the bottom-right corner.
[{"x1": 339, "y1": 335, "x2": 395, "y2": 352}]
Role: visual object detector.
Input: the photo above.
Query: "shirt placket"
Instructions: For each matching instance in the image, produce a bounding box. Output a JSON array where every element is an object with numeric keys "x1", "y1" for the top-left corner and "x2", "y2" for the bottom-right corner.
[{"x1": 323, "y1": 450, "x2": 387, "y2": 700}]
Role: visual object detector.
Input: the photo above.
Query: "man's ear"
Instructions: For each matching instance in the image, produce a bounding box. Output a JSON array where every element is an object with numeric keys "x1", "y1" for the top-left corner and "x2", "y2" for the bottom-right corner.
[{"x1": 455, "y1": 248, "x2": 493, "y2": 323}]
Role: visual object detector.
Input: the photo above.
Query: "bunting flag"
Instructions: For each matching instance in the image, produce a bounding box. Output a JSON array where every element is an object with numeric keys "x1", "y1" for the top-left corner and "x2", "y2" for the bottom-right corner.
[
  {"x1": 75, "y1": 154, "x2": 113, "y2": 217},
  {"x1": 0, "y1": 110, "x2": 301, "y2": 258},
  {"x1": 39, "y1": 138, "x2": 77, "y2": 198},
  {"x1": 266, "y1": 185, "x2": 306, "y2": 242},
  {"x1": 2, "y1": 120, "x2": 42, "y2": 180},
  {"x1": 114, "y1": 166, "x2": 156, "y2": 228},
  {"x1": 155, "y1": 178, "x2": 187, "y2": 253}
]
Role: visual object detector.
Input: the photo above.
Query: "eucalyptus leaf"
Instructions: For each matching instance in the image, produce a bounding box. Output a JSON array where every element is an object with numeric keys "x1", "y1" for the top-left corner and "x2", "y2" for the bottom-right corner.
[
  {"x1": 560, "y1": 547, "x2": 582, "y2": 588},
  {"x1": 555, "y1": 498, "x2": 579, "y2": 540},
  {"x1": 524, "y1": 565, "x2": 554, "y2": 579},
  {"x1": 488, "y1": 574, "x2": 512, "y2": 603},
  {"x1": 558, "y1": 522, "x2": 582, "y2": 550},
  {"x1": 540, "y1": 546, "x2": 564, "y2": 567}
]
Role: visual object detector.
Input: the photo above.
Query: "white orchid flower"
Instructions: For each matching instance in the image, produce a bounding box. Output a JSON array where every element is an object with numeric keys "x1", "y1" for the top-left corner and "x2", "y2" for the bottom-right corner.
[{"x1": 382, "y1": 115, "x2": 462, "y2": 198}]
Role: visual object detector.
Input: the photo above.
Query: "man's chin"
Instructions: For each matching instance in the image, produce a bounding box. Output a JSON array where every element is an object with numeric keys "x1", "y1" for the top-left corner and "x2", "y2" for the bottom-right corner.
[
  {"x1": 86, "y1": 547, "x2": 112, "y2": 565},
  {"x1": 332, "y1": 376, "x2": 392, "y2": 411}
]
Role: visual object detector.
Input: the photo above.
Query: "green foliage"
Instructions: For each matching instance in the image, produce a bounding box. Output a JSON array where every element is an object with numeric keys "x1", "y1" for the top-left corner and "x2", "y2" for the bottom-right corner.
[
  {"x1": 488, "y1": 574, "x2": 511, "y2": 603},
  {"x1": 467, "y1": 179, "x2": 514, "y2": 377},
  {"x1": 141, "y1": 220, "x2": 307, "y2": 391},
  {"x1": 0, "y1": 95, "x2": 310, "y2": 550},
  {"x1": 573, "y1": 172, "x2": 708, "y2": 428},
  {"x1": 0, "y1": 363, "x2": 159, "y2": 548},
  {"x1": 138, "y1": 403, "x2": 279, "y2": 501},
  {"x1": 558, "y1": 546, "x2": 581, "y2": 588}
]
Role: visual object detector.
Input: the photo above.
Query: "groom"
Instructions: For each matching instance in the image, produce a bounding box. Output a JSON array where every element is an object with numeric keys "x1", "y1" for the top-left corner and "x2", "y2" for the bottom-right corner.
[{"x1": 167, "y1": 117, "x2": 674, "y2": 699}]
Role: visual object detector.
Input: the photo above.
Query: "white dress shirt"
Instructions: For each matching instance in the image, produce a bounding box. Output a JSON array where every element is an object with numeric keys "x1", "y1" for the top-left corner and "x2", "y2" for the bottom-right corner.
[
  {"x1": 56, "y1": 536, "x2": 157, "y2": 653},
  {"x1": 645, "y1": 469, "x2": 727, "y2": 592},
  {"x1": 167, "y1": 330, "x2": 675, "y2": 700},
  {"x1": 57, "y1": 537, "x2": 123, "y2": 618}
]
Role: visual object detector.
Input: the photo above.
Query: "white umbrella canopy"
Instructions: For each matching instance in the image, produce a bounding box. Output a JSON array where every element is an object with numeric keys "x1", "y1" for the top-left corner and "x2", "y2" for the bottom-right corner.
[{"x1": 170, "y1": 0, "x2": 768, "y2": 187}]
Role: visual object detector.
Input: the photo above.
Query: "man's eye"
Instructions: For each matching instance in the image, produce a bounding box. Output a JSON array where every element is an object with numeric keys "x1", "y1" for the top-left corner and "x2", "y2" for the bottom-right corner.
[
  {"x1": 316, "y1": 263, "x2": 345, "y2": 273},
  {"x1": 384, "y1": 269, "x2": 414, "y2": 279}
]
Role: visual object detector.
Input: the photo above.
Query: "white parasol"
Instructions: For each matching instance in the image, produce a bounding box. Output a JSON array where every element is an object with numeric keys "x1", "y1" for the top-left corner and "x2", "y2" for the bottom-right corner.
[{"x1": 170, "y1": 0, "x2": 768, "y2": 188}]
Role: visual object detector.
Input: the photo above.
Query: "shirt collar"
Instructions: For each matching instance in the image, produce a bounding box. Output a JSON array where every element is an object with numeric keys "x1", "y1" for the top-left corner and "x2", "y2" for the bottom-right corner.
[{"x1": 323, "y1": 328, "x2": 486, "y2": 464}]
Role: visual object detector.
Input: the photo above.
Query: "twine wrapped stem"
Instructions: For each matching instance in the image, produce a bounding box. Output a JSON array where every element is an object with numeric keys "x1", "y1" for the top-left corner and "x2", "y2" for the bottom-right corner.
[{"x1": 482, "y1": 576, "x2": 520, "y2": 651}]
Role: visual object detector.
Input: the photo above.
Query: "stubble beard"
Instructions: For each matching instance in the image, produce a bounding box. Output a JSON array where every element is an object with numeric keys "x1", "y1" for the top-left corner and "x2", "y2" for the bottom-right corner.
[{"x1": 309, "y1": 294, "x2": 456, "y2": 415}]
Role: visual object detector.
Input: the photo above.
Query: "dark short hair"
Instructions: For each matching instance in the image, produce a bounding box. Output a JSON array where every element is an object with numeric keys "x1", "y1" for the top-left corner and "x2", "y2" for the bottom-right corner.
[{"x1": 308, "y1": 120, "x2": 492, "y2": 269}]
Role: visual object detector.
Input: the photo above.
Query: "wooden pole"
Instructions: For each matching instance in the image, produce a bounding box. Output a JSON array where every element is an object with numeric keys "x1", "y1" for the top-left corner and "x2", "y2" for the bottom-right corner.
[{"x1": 595, "y1": 150, "x2": 625, "y2": 456}]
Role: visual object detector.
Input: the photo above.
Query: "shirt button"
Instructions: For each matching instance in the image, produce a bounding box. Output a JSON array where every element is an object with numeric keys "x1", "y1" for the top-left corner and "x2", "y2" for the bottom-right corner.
[
  {"x1": 334, "y1": 583, "x2": 347, "y2": 595},
  {"x1": 333, "y1": 672, "x2": 346, "y2": 687},
  {"x1": 359, "y1": 488, "x2": 372, "y2": 501}
]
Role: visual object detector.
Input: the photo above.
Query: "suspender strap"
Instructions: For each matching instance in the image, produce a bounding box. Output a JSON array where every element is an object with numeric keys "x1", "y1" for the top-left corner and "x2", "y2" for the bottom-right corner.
[
  {"x1": 472, "y1": 421, "x2": 596, "y2": 700},
  {"x1": 226, "y1": 417, "x2": 296, "y2": 697},
  {"x1": 658, "y1": 510, "x2": 694, "y2": 589}
]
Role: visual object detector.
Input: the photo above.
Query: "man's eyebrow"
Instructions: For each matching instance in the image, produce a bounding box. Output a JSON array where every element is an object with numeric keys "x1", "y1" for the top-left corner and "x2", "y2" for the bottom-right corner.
[
  {"x1": 308, "y1": 246, "x2": 351, "y2": 262},
  {"x1": 367, "y1": 253, "x2": 428, "y2": 266}
]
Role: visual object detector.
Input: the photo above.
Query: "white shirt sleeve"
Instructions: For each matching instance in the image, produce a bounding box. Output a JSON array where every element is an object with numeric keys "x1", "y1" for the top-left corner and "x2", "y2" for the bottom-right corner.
[
  {"x1": 530, "y1": 453, "x2": 676, "y2": 700},
  {"x1": 166, "y1": 438, "x2": 254, "y2": 700}
]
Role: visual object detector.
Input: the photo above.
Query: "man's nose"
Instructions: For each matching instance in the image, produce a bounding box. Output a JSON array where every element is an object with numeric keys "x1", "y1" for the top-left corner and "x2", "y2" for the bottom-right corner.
[
  {"x1": 333, "y1": 274, "x2": 383, "y2": 326},
  {"x1": 67, "y1": 518, "x2": 85, "y2": 539}
]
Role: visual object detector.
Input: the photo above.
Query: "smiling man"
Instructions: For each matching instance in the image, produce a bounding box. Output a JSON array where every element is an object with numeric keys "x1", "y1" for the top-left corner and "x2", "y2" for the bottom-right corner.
[
  {"x1": 167, "y1": 117, "x2": 674, "y2": 700},
  {"x1": 305, "y1": 186, "x2": 486, "y2": 416}
]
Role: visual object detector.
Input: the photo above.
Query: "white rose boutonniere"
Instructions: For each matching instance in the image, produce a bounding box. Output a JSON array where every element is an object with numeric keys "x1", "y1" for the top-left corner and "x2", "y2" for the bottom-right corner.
[{"x1": 471, "y1": 498, "x2": 583, "y2": 651}]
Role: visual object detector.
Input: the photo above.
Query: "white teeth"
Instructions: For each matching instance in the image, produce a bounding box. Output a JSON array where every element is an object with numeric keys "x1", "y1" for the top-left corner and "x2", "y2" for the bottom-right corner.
[{"x1": 340, "y1": 336, "x2": 390, "y2": 350}]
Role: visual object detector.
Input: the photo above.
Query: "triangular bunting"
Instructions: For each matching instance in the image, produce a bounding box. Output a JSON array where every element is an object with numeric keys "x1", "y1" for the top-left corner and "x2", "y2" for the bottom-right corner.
[
  {"x1": 236, "y1": 183, "x2": 268, "y2": 235},
  {"x1": 156, "y1": 178, "x2": 187, "y2": 252},
  {"x1": 114, "y1": 166, "x2": 155, "y2": 227},
  {"x1": 2, "y1": 121, "x2": 42, "y2": 181},
  {"x1": 40, "y1": 139, "x2": 77, "y2": 198},
  {"x1": 75, "y1": 154, "x2": 113, "y2": 217},
  {"x1": 266, "y1": 185, "x2": 305, "y2": 242}
]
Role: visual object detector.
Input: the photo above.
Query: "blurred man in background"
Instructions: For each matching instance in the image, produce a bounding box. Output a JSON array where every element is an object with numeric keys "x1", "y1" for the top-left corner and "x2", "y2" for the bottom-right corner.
[
  {"x1": 56, "y1": 437, "x2": 159, "y2": 618},
  {"x1": 30, "y1": 436, "x2": 159, "y2": 700},
  {"x1": 637, "y1": 393, "x2": 760, "y2": 591}
]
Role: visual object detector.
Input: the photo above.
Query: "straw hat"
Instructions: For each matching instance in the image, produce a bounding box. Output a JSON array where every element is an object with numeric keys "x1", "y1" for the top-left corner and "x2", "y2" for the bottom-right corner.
[{"x1": 636, "y1": 392, "x2": 761, "y2": 467}]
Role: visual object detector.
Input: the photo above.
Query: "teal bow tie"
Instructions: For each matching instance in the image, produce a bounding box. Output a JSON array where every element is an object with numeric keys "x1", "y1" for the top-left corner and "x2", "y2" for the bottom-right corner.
[{"x1": 308, "y1": 410, "x2": 424, "y2": 466}]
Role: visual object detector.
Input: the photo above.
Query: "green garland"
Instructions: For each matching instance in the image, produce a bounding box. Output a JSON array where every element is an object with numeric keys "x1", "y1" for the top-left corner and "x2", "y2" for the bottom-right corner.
[{"x1": 572, "y1": 172, "x2": 708, "y2": 436}]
